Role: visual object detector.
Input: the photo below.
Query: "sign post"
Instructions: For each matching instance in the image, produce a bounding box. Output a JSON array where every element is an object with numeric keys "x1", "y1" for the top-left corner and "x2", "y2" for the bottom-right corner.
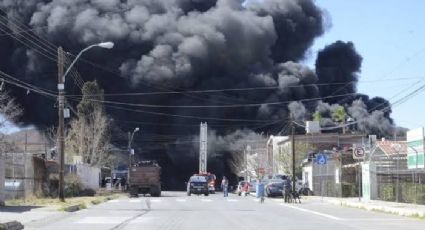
[{"x1": 315, "y1": 153, "x2": 327, "y2": 198}]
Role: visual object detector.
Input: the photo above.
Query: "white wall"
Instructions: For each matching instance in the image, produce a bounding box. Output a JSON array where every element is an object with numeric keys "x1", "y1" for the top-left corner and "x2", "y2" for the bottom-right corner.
[
  {"x1": 76, "y1": 164, "x2": 100, "y2": 190},
  {"x1": 0, "y1": 153, "x2": 5, "y2": 205},
  {"x1": 267, "y1": 136, "x2": 289, "y2": 175},
  {"x1": 302, "y1": 165, "x2": 313, "y2": 191}
]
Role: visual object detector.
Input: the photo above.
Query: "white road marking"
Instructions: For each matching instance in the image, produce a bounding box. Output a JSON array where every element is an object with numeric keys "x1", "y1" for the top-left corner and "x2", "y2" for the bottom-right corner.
[
  {"x1": 227, "y1": 199, "x2": 239, "y2": 202},
  {"x1": 131, "y1": 217, "x2": 158, "y2": 224},
  {"x1": 129, "y1": 199, "x2": 142, "y2": 203},
  {"x1": 201, "y1": 199, "x2": 213, "y2": 202},
  {"x1": 150, "y1": 199, "x2": 161, "y2": 203},
  {"x1": 108, "y1": 200, "x2": 120, "y2": 203},
  {"x1": 280, "y1": 203, "x2": 343, "y2": 221},
  {"x1": 176, "y1": 199, "x2": 187, "y2": 202},
  {"x1": 76, "y1": 217, "x2": 130, "y2": 224},
  {"x1": 343, "y1": 218, "x2": 409, "y2": 221}
]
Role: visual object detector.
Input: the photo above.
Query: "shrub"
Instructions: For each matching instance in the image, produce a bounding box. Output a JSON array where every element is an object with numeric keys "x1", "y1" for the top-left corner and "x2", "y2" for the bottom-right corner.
[
  {"x1": 80, "y1": 188, "x2": 96, "y2": 197},
  {"x1": 379, "y1": 184, "x2": 395, "y2": 201},
  {"x1": 64, "y1": 175, "x2": 82, "y2": 197}
]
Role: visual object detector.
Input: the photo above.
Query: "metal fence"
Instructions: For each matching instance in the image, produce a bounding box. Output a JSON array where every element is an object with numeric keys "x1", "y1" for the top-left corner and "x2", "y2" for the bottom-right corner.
[
  {"x1": 371, "y1": 148, "x2": 425, "y2": 204},
  {"x1": 311, "y1": 153, "x2": 361, "y2": 198}
]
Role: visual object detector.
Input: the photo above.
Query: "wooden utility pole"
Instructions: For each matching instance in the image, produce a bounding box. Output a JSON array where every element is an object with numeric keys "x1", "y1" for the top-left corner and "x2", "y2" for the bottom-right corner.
[{"x1": 57, "y1": 47, "x2": 65, "y2": 202}]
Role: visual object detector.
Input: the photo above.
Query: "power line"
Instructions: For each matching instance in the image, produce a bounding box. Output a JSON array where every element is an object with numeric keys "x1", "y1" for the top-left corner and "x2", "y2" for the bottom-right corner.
[
  {"x1": 66, "y1": 92, "x2": 359, "y2": 109},
  {"x1": 64, "y1": 77, "x2": 425, "y2": 97}
]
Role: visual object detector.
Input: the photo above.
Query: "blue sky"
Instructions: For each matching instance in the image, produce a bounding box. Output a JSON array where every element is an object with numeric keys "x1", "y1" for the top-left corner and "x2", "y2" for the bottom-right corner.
[{"x1": 304, "y1": 0, "x2": 425, "y2": 129}]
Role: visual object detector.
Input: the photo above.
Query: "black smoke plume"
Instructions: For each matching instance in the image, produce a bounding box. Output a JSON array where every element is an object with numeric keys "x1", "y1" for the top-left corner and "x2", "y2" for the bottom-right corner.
[{"x1": 0, "y1": 0, "x2": 397, "y2": 188}]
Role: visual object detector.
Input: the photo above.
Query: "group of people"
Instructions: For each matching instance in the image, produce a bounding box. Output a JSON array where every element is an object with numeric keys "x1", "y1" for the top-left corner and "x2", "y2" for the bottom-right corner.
[{"x1": 220, "y1": 176, "x2": 299, "y2": 203}]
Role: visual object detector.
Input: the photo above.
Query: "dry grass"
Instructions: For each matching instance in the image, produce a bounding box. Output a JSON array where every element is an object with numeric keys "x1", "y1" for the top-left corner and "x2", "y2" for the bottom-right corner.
[{"x1": 5, "y1": 193, "x2": 124, "y2": 211}]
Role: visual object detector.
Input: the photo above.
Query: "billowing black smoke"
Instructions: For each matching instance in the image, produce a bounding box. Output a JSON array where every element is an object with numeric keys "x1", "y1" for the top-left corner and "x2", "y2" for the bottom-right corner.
[{"x1": 0, "y1": 0, "x2": 397, "y2": 188}]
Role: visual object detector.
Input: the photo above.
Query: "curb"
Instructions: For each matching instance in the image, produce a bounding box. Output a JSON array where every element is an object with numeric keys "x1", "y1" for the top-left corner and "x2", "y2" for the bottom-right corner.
[
  {"x1": 309, "y1": 197, "x2": 425, "y2": 218},
  {"x1": 0, "y1": 221, "x2": 24, "y2": 230},
  {"x1": 63, "y1": 205, "x2": 81, "y2": 212}
]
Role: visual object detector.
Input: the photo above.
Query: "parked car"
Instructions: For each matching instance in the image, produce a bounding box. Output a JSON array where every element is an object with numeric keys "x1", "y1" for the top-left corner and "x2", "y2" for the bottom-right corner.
[
  {"x1": 196, "y1": 173, "x2": 217, "y2": 194},
  {"x1": 236, "y1": 181, "x2": 250, "y2": 196},
  {"x1": 265, "y1": 179, "x2": 285, "y2": 197},
  {"x1": 272, "y1": 174, "x2": 289, "y2": 180},
  {"x1": 187, "y1": 175, "x2": 209, "y2": 196},
  {"x1": 249, "y1": 180, "x2": 257, "y2": 193}
]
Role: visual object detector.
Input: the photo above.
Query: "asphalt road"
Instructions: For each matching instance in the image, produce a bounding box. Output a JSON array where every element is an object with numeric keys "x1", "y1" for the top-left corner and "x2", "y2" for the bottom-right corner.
[{"x1": 26, "y1": 191, "x2": 425, "y2": 230}]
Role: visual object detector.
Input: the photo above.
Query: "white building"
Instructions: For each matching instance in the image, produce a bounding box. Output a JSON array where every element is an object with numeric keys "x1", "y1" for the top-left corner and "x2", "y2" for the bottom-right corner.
[{"x1": 266, "y1": 135, "x2": 289, "y2": 175}]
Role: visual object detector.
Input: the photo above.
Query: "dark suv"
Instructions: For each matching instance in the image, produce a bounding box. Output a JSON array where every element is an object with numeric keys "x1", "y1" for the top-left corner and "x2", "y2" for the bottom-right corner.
[{"x1": 187, "y1": 175, "x2": 209, "y2": 196}]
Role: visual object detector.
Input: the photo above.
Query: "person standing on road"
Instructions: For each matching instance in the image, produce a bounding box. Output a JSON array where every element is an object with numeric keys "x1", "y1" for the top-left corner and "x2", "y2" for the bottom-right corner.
[
  {"x1": 283, "y1": 178, "x2": 292, "y2": 203},
  {"x1": 257, "y1": 179, "x2": 265, "y2": 203},
  {"x1": 221, "y1": 176, "x2": 229, "y2": 197}
]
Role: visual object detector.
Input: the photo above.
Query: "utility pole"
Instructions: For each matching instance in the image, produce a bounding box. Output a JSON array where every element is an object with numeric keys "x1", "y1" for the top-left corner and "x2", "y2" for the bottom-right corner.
[
  {"x1": 57, "y1": 47, "x2": 65, "y2": 202},
  {"x1": 291, "y1": 121, "x2": 296, "y2": 192},
  {"x1": 199, "y1": 122, "x2": 208, "y2": 174}
]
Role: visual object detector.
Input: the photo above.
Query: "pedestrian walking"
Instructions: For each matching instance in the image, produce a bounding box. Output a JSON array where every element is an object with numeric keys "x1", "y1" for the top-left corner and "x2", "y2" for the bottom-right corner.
[
  {"x1": 256, "y1": 179, "x2": 265, "y2": 203},
  {"x1": 221, "y1": 176, "x2": 229, "y2": 197},
  {"x1": 283, "y1": 179, "x2": 292, "y2": 203},
  {"x1": 242, "y1": 181, "x2": 249, "y2": 196}
]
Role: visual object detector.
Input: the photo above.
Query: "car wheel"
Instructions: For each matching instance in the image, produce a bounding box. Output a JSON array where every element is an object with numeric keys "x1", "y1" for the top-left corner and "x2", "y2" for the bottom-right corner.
[{"x1": 205, "y1": 193, "x2": 209, "y2": 196}]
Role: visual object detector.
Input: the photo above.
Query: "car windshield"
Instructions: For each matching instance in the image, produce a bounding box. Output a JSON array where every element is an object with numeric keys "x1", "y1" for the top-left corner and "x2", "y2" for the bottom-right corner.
[
  {"x1": 190, "y1": 176, "x2": 207, "y2": 182},
  {"x1": 269, "y1": 179, "x2": 284, "y2": 184}
]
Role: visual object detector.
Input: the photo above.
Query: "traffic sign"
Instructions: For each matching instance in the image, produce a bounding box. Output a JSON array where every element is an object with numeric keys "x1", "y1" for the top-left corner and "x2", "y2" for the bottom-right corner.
[
  {"x1": 353, "y1": 145, "x2": 365, "y2": 159},
  {"x1": 315, "y1": 154, "x2": 327, "y2": 165}
]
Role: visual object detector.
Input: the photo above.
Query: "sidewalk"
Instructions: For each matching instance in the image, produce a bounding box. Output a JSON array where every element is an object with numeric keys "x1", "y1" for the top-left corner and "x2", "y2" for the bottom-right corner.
[
  {"x1": 0, "y1": 205, "x2": 67, "y2": 225},
  {"x1": 0, "y1": 194, "x2": 123, "y2": 226},
  {"x1": 304, "y1": 196, "x2": 425, "y2": 218}
]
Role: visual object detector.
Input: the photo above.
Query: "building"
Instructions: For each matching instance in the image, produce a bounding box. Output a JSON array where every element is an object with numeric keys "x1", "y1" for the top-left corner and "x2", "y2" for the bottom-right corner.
[
  {"x1": 266, "y1": 135, "x2": 289, "y2": 175},
  {"x1": 282, "y1": 133, "x2": 364, "y2": 197}
]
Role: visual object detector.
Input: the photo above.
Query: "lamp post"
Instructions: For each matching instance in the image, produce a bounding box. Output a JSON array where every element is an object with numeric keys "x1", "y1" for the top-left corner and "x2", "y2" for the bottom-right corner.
[
  {"x1": 128, "y1": 127, "x2": 140, "y2": 166},
  {"x1": 127, "y1": 128, "x2": 140, "y2": 187},
  {"x1": 57, "y1": 42, "x2": 114, "y2": 202}
]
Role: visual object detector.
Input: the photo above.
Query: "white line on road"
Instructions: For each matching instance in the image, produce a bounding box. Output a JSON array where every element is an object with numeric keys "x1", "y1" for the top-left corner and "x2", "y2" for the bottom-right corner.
[
  {"x1": 176, "y1": 199, "x2": 187, "y2": 202},
  {"x1": 129, "y1": 199, "x2": 142, "y2": 203},
  {"x1": 76, "y1": 217, "x2": 130, "y2": 224},
  {"x1": 201, "y1": 199, "x2": 213, "y2": 202},
  {"x1": 280, "y1": 204, "x2": 343, "y2": 221},
  {"x1": 150, "y1": 199, "x2": 161, "y2": 203},
  {"x1": 227, "y1": 199, "x2": 239, "y2": 202}
]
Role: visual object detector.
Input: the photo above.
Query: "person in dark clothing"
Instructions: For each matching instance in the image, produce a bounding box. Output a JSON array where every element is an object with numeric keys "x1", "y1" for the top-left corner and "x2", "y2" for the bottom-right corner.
[
  {"x1": 121, "y1": 177, "x2": 127, "y2": 191},
  {"x1": 283, "y1": 179, "x2": 292, "y2": 203}
]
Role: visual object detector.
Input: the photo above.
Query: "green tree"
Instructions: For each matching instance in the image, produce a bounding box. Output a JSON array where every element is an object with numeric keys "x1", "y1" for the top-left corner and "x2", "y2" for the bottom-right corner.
[
  {"x1": 332, "y1": 106, "x2": 346, "y2": 123},
  {"x1": 313, "y1": 111, "x2": 322, "y2": 121},
  {"x1": 66, "y1": 81, "x2": 112, "y2": 166}
]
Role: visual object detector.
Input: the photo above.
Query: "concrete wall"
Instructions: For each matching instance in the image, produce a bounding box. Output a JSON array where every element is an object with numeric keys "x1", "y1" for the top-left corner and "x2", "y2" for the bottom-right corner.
[
  {"x1": 0, "y1": 152, "x2": 5, "y2": 206},
  {"x1": 76, "y1": 164, "x2": 100, "y2": 190},
  {"x1": 267, "y1": 136, "x2": 289, "y2": 175},
  {"x1": 302, "y1": 164, "x2": 313, "y2": 191}
]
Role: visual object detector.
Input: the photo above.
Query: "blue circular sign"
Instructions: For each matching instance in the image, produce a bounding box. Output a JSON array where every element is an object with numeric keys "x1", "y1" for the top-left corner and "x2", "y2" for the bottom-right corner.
[{"x1": 316, "y1": 154, "x2": 327, "y2": 165}]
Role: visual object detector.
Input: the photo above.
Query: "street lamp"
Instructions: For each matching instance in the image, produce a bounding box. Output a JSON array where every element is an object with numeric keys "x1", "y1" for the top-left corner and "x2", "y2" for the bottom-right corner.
[
  {"x1": 127, "y1": 128, "x2": 140, "y2": 187},
  {"x1": 128, "y1": 127, "x2": 140, "y2": 160},
  {"x1": 61, "y1": 42, "x2": 114, "y2": 82},
  {"x1": 57, "y1": 42, "x2": 114, "y2": 202}
]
